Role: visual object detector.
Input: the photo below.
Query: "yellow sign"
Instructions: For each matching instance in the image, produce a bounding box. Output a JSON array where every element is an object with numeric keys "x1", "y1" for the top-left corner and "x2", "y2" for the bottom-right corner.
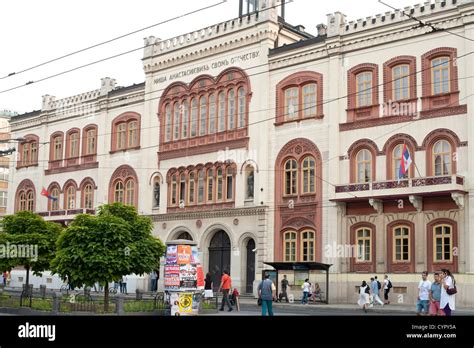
[{"x1": 178, "y1": 293, "x2": 193, "y2": 313}]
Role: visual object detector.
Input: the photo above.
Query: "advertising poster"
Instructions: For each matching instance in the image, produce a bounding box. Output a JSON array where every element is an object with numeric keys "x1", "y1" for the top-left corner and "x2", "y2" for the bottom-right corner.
[
  {"x1": 164, "y1": 265, "x2": 180, "y2": 290},
  {"x1": 177, "y1": 245, "x2": 191, "y2": 264},
  {"x1": 179, "y1": 263, "x2": 197, "y2": 289},
  {"x1": 170, "y1": 292, "x2": 180, "y2": 316},
  {"x1": 166, "y1": 245, "x2": 178, "y2": 264},
  {"x1": 178, "y1": 293, "x2": 193, "y2": 314},
  {"x1": 191, "y1": 246, "x2": 200, "y2": 264},
  {"x1": 196, "y1": 265, "x2": 205, "y2": 289}
]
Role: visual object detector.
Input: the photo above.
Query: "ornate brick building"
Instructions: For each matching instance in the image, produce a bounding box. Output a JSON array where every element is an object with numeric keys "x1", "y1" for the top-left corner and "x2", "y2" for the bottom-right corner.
[{"x1": 7, "y1": 0, "x2": 474, "y2": 305}]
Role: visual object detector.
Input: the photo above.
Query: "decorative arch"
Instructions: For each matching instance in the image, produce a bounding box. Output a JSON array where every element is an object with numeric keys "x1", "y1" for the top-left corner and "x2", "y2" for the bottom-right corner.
[
  {"x1": 422, "y1": 129, "x2": 461, "y2": 176},
  {"x1": 15, "y1": 179, "x2": 36, "y2": 212},
  {"x1": 200, "y1": 223, "x2": 234, "y2": 251},
  {"x1": 347, "y1": 139, "x2": 379, "y2": 183},
  {"x1": 62, "y1": 179, "x2": 78, "y2": 191},
  {"x1": 166, "y1": 226, "x2": 197, "y2": 243},
  {"x1": 382, "y1": 134, "x2": 418, "y2": 180},
  {"x1": 274, "y1": 138, "x2": 322, "y2": 263},
  {"x1": 240, "y1": 159, "x2": 259, "y2": 174},
  {"x1": 79, "y1": 177, "x2": 97, "y2": 190},
  {"x1": 275, "y1": 70, "x2": 324, "y2": 123},
  {"x1": 108, "y1": 165, "x2": 139, "y2": 207}
]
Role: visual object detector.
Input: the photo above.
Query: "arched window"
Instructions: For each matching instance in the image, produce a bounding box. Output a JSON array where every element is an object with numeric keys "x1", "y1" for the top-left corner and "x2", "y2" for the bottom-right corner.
[
  {"x1": 302, "y1": 83, "x2": 317, "y2": 117},
  {"x1": 85, "y1": 127, "x2": 97, "y2": 155},
  {"x1": 356, "y1": 149, "x2": 372, "y2": 183},
  {"x1": 245, "y1": 166, "x2": 255, "y2": 200},
  {"x1": 16, "y1": 180, "x2": 36, "y2": 213},
  {"x1": 228, "y1": 89, "x2": 236, "y2": 130},
  {"x1": 301, "y1": 231, "x2": 315, "y2": 261},
  {"x1": 283, "y1": 231, "x2": 296, "y2": 262},
  {"x1": 65, "y1": 185, "x2": 76, "y2": 210},
  {"x1": 302, "y1": 157, "x2": 315, "y2": 194},
  {"x1": 173, "y1": 103, "x2": 180, "y2": 141},
  {"x1": 68, "y1": 131, "x2": 80, "y2": 158},
  {"x1": 177, "y1": 232, "x2": 193, "y2": 241},
  {"x1": 238, "y1": 87, "x2": 246, "y2": 128},
  {"x1": 209, "y1": 94, "x2": 216, "y2": 134},
  {"x1": 284, "y1": 159, "x2": 297, "y2": 195},
  {"x1": 197, "y1": 170, "x2": 205, "y2": 203},
  {"x1": 285, "y1": 87, "x2": 299, "y2": 119},
  {"x1": 116, "y1": 123, "x2": 127, "y2": 150},
  {"x1": 191, "y1": 98, "x2": 198, "y2": 137},
  {"x1": 188, "y1": 172, "x2": 195, "y2": 205},
  {"x1": 356, "y1": 228, "x2": 372, "y2": 262},
  {"x1": 433, "y1": 140, "x2": 451, "y2": 176},
  {"x1": 218, "y1": 92, "x2": 226, "y2": 132},
  {"x1": 356, "y1": 72, "x2": 373, "y2": 107},
  {"x1": 217, "y1": 168, "x2": 223, "y2": 201},
  {"x1": 152, "y1": 177, "x2": 160, "y2": 208},
  {"x1": 50, "y1": 187, "x2": 60, "y2": 211},
  {"x1": 226, "y1": 167, "x2": 233, "y2": 200},
  {"x1": 19, "y1": 135, "x2": 39, "y2": 167},
  {"x1": 53, "y1": 135, "x2": 63, "y2": 161},
  {"x1": 83, "y1": 184, "x2": 94, "y2": 209},
  {"x1": 179, "y1": 174, "x2": 186, "y2": 204},
  {"x1": 182, "y1": 100, "x2": 189, "y2": 138},
  {"x1": 393, "y1": 226, "x2": 410, "y2": 262},
  {"x1": 199, "y1": 96, "x2": 207, "y2": 136},
  {"x1": 165, "y1": 104, "x2": 172, "y2": 142},
  {"x1": 171, "y1": 175, "x2": 177, "y2": 206},
  {"x1": 207, "y1": 169, "x2": 214, "y2": 202},
  {"x1": 433, "y1": 224, "x2": 452, "y2": 262},
  {"x1": 392, "y1": 65, "x2": 410, "y2": 101},
  {"x1": 125, "y1": 180, "x2": 135, "y2": 206},
  {"x1": 431, "y1": 57, "x2": 450, "y2": 95},
  {"x1": 114, "y1": 181, "x2": 124, "y2": 204}
]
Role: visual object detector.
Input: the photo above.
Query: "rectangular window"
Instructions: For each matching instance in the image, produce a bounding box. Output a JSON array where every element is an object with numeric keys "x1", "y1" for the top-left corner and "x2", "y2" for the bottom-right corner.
[
  {"x1": 53, "y1": 137, "x2": 62, "y2": 160},
  {"x1": 173, "y1": 105, "x2": 180, "y2": 141},
  {"x1": 393, "y1": 227, "x2": 410, "y2": 262},
  {"x1": 209, "y1": 96, "x2": 216, "y2": 134},
  {"x1": 117, "y1": 123, "x2": 126, "y2": 150},
  {"x1": 356, "y1": 229, "x2": 371, "y2": 262},
  {"x1": 302, "y1": 84, "x2": 317, "y2": 117},
  {"x1": 393, "y1": 65, "x2": 410, "y2": 101},
  {"x1": 356, "y1": 72, "x2": 372, "y2": 107},
  {"x1": 182, "y1": 102, "x2": 189, "y2": 138},
  {"x1": 434, "y1": 225, "x2": 452, "y2": 262},
  {"x1": 226, "y1": 169, "x2": 233, "y2": 200},
  {"x1": 86, "y1": 130, "x2": 96, "y2": 155},
  {"x1": 218, "y1": 93, "x2": 225, "y2": 132},
  {"x1": 70, "y1": 133, "x2": 79, "y2": 157},
  {"x1": 165, "y1": 105, "x2": 172, "y2": 142},
  {"x1": 0, "y1": 191, "x2": 7, "y2": 207},
  {"x1": 432, "y1": 57, "x2": 450, "y2": 95},
  {"x1": 191, "y1": 100, "x2": 198, "y2": 137},
  {"x1": 285, "y1": 87, "x2": 299, "y2": 119},
  {"x1": 128, "y1": 121, "x2": 139, "y2": 147},
  {"x1": 22, "y1": 143, "x2": 29, "y2": 165}
]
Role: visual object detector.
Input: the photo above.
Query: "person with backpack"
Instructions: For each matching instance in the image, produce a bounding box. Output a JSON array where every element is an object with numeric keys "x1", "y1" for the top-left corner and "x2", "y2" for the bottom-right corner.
[
  {"x1": 383, "y1": 274, "x2": 392, "y2": 304},
  {"x1": 370, "y1": 277, "x2": 384, "y2": 306}
]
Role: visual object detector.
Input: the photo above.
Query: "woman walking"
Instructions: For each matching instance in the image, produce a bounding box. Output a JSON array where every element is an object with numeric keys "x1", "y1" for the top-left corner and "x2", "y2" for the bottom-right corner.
[
  {"x1": 440, "y1": 269, "x2": 456, "y2": 316},
  {"x1": 358, "y1": 281, "x2": 371, "y2": 313}
]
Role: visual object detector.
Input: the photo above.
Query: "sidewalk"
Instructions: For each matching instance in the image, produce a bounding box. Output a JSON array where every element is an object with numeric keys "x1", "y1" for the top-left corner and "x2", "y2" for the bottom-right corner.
[{"x1": 237, "y1": 297, "x2": 474, "y2": 315}]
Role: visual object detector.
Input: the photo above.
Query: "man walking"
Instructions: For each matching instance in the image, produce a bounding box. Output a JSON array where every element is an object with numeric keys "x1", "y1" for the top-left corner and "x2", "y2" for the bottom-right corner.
[
  {"x1": 429, "y1": 272, "x2": 442, "y2": 316},
  {"x1": 218, "y1": 270, "x2": 233, "y2": 312},
  {"x1": 279, "y1": 275, "x2": 289, "y2": 303},
  {"x1": 370, "y1": 277, "x2": 384, "y2": 306},
  {"x1": 383, "y1": 274, "x2": 392, "y2": 304},
  {"x1": 258, "y1": 273, "x2": 276, "y2": 316},
  {"x1": 416, "y1": 271, "x2": 431, "y2": 316}
]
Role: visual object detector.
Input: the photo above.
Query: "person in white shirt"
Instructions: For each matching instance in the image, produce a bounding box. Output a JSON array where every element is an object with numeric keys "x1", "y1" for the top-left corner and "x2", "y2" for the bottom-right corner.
[
  {"x1": 416, "y1": 271, "x2": 432, "y2": 316},
  {"x1": 440, "y1": 268, "x2": 456, "y2": 316},
  {"x1": 121, "y1": 275, "x2": 128, "y2": 294},
  {"x1": 301, "y1": 279, "x2": 311, "y2": 305},
  {"x1": 383, "y1": 274, "x2": 391, "y2": 304}
]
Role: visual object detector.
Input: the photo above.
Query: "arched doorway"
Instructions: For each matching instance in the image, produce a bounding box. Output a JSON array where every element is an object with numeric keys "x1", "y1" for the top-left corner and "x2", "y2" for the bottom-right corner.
[
  {"x1": 246, "y1": 239, "x2": 256, "y2": 293},
  {"x1": 208, "y1": 230, "x2": 231, "y2": 291}
]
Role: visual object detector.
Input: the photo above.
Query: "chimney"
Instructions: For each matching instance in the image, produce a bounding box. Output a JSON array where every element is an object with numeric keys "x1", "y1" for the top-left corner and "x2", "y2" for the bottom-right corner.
[
  {"x1": 294, "y1": 24, "x2": 306, "y2": 32},
  {"x1": 316, "y1": 24, "x2": 327, "y2": 36},
  {"x1": 326, "y1": 12, "x2": 347, "y2": 37}
]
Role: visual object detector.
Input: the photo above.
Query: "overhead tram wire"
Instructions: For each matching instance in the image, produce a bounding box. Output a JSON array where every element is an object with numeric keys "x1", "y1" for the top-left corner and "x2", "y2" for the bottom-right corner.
[
  {"x1": 0, "y1": 0, "x2": 292, "y2": 94},
  {"x1": 378, "y1": 0, "x2": 474, "y2": 42},
  {"x1": 0, "y1": 1, "x2": 228, "y2": 81}
]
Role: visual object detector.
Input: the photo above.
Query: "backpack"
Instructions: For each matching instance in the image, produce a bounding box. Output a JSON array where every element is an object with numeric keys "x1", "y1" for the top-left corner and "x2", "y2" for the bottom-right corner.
[
  {"x1": 377, "y1": 280, "x2": 381, "y2": 290},
  {"x1": 387, "y1": 280, "x2": 393, "y2": 289}
]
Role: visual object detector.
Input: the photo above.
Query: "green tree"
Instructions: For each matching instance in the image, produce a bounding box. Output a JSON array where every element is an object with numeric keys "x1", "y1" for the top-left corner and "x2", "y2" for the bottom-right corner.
[
  {"x1": 0, "y1": 211, "x2": 62, "y2": 287},
  {"x1": 51, "y1": 203, "x2": 165, "y2": 310}
]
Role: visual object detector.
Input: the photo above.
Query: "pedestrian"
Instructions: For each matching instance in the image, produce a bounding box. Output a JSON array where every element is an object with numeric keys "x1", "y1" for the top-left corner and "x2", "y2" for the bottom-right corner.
[
  {"x1": 301, "y1": 279, "x2": 311, "y2": 305},
  {"x1": 204, "y1": 272, "x2": 213, "y2": 303},
  {"x1": 258, "y1": 273, "x2": 276, "y2": 316},
  {"x1": 429, "y1": 272, "x2": 443, "y2": 316},
  {"x1": 150, "y1": 270, "x2": 158, "y2": 292},
  {"x1": 0, "y1": 272, "x2": 3, "y2": 287},
  {"x1": 383, "y1": 274, "x2": 392, "y2": 304},
  {"x1": 218, "y1": 270, "x2": 233, "y2": 312},
  {"x1": 358, "y1": 280, "x2": 371, "y2": 313},
  {"x1": 3, "y1": 271, "x2": 8, "y2": 287},
  {"x1": 416, "y1": 271, "x2": 431, "y2": 316},
  {"x1": 440, "y1": 268, "x2": 456, "y2": 316},
  {"x1": 122, "y1": 275, "x2": 128, "y2": 294},
  {"x1": 370, "y1": 277, "x2": 384, "y2": 306},
  {"x1": 279, "y1": 275, "x2": 289, "y2": 303}
]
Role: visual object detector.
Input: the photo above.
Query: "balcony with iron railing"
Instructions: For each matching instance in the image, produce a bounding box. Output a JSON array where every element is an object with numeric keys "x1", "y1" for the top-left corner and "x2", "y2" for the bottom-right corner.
[{"x1": 333, "y1": 175, "x2": 466, "y2": 202}]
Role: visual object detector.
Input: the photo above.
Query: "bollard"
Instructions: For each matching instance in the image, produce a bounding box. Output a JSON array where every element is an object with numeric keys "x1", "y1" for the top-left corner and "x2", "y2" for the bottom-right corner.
[
  {"x1": 135, "y1": 289, "x2": 143, "y2": 301},
  {"x1": 40, "y1": 285, "x2": 47, "y2": 299},
  {"x1": 116, "y1": 295, "x2": 124, "y2": 315},
  {"x1": 52, "y1": 292, "x2": 60, "y2": 315}
]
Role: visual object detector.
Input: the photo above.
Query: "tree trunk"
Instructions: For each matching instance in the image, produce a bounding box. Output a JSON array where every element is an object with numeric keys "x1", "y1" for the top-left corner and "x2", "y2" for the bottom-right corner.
[
  {"x1": 25, "y1": 266, "x2": 30, "y2": 287},
  {"x1": 104, "y1": 282, "x2": 109, "y2": 312}
]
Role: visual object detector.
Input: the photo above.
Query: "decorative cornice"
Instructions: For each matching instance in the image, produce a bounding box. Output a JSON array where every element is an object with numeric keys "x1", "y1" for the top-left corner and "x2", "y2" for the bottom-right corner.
[{"x1": 149, "y1": 206, "x2": 268, "y2": 222}]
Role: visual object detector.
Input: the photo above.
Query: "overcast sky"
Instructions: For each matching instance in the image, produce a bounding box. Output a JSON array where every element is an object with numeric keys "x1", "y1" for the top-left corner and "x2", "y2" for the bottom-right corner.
[{"x1": 0, "y1": 0, "x2": 418, "y2": 113}]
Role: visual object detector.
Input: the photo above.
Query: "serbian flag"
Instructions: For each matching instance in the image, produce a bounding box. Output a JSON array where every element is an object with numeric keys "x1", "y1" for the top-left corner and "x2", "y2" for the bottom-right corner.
[
  {"x1": 41, "y1": 187, "x2": 58, "y2": 201},
  {"x1": 398, "y1": 144, "x2": 412, "y2": 182}
]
